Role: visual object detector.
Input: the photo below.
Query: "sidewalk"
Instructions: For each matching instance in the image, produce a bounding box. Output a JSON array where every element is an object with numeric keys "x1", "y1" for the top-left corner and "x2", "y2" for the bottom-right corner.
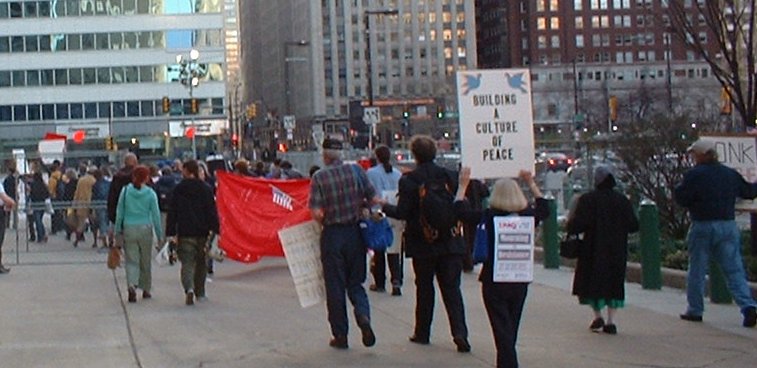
[{"x1": 0, "y1": 232, "x2": 755, "y2": 367}]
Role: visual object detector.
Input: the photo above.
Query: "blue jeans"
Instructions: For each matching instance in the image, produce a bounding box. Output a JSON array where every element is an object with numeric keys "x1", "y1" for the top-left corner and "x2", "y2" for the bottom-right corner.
[
  {"x1": 33, "y1": 210, "x2": 46, "y2": 241},
  {"x1": 686, "y1": 220, "x2": 757, "y2": 316},
  {"x1": 321, "y1": 223, "x2": 370, "y2": 337}
]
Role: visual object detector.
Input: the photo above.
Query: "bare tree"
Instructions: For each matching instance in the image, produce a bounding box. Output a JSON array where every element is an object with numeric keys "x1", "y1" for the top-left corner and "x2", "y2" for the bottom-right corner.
[{"x1": 667, "y1": 0, "x2": 757, "y2": 130}]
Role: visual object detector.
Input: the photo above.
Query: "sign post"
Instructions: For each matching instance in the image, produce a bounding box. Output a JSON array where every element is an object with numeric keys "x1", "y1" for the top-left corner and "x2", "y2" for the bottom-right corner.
[{"x1": 456, "y1": 69, "x2": 535, "y2": 179}]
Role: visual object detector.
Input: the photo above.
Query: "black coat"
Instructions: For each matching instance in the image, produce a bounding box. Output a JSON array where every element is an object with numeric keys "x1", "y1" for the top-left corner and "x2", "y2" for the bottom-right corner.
[
  {"x1": 107, "y1": 167, "x2": 133, "y2": 223},
  {"x1": 165, "y1": 178, "x2": 219, "y2": 238},
  {"x1": 382, "y1": 161, "x2": 465, "y2": 258},
  {"x1": 566, "y1": 186, "x2": 639, "y2": 301}
]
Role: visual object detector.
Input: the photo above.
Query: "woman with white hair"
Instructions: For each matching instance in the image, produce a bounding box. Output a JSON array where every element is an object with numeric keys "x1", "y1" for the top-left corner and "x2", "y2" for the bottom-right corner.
[{"x1": 455, "y1": 168, "x2": 547, "y2": 368}]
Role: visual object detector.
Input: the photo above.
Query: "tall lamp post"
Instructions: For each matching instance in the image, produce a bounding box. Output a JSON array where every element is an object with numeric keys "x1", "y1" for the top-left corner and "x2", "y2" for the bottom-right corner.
[
  {"x1": 364, "y1": 8, "x2": 398, "y2": 149},
  {"x1": 176, "y1": 49, "x2": 201, "y2": 158}
]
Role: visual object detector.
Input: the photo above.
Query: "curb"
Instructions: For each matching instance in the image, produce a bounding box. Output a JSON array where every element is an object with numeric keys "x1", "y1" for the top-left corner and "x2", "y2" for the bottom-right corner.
[{"x1": 534, "y1": 247, "x2": 757, "y2": 299}]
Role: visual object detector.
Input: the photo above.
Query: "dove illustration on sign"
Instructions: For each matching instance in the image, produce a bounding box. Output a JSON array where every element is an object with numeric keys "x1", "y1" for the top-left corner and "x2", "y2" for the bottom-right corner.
[
  {"x1": 505, "y1": 72, "x2": 528, "y2": 93},
  {"x1": 461, "y1": 73, "x2": 482, "y2": 95}
]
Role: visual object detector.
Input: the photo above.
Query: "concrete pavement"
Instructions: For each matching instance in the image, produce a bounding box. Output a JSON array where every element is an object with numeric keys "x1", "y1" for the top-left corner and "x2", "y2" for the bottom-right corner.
[{"x1": 1, "y1": 231, "x2": 755, "y2": 368}]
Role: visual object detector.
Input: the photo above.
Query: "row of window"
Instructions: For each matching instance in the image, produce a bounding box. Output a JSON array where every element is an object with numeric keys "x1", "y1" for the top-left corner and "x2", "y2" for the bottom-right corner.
[
  {"x1": 0, "y1": 0, "x2": 221, "y2": 19},
  {"x1": 534, "y1": 32, "x2": 706, "y2": 51},
  {"x1": 0, "y1": 63, "x2": 224, "y2": 88},
  {"x1": 0, "y1": 30, "x2": 222, "y2": 54},
  {"x1": 0, "y1": 98, "x2": 225, "y2": 122},
  {"x1": 533, "y1": 66, "x2": 711, "y2": 84}
]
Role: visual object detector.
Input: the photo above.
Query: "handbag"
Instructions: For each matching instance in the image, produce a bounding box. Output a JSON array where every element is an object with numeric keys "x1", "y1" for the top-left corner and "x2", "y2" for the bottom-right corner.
[
  {"x1": 560, "y1": 233, "x2": 582, "y2": 259},
  {"x1": 107, "y1": 247, "x2": 121, "y2": 269},
  {"x1": 472, "y1": 215, "x2": 489, "y2": 264},
  {"x1": 359, "y1": 211, "x2": 394, "y2": 252}
]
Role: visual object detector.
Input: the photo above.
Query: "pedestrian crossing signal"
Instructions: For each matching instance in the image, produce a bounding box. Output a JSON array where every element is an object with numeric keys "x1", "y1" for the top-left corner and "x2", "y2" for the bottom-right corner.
[
  {"x1": 162, "y1": 96, "x2": 170, "y2": 113},
  {"x1": 190, "y1": 98, "x2": 199, "y2": 114},
  {"x1": 105, "y1": 136, "x2": 115, "y2": 151}
]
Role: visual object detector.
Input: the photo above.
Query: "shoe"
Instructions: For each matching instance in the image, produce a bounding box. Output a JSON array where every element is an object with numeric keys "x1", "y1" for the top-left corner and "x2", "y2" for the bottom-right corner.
[
  {"x1": 127, "y1": 287, "x2": 137, "y2": 303},
  {"x1": 39, "y1": 236, "x2": 48, "y2": 243},
  {"x1": 743, "y1": 306, "x2": 757, "y2": 328},
  {"x1": 28, "y1": 237, "x2": 36, "y2": 242},
  {"x1": 680, "y1": 313, "x2": 703, "y2": 322},
  {"x1": 408, "y1": 335, "x2": 430, "y2": 345},
  {"x1": 142, "y1": 291, "x2": 152, "y2": 299},
  {"x1": 391, "y1": 287, "x2": 402, "y2": 296},
  {"x1": 369, "y1": 284, "x2": 385, "y2": 293},
  {"x1": 73, "y1": 239, "x2": 79, "y2": 247},
  {"x1": 185, "y1": 290, "x2": 194, "y2": 306},
  {"x1": 589, "y1": 317, "x2": 605, "y2": 332},
  {"x1": 602, "y1": 324, "x2": 617, "y2": 335},
  {"x1": 357, "y1": 315, "x2": 376, "y2": 347},
  {"x1": 329, "y1": 335, "x2": 348, "y2": 349},
  {"x1": 453, "y1": 336, "x2": 471, "y2": 353},
  {"x1": 0, "y1": 265, "x2": 10, "y2": 274}
]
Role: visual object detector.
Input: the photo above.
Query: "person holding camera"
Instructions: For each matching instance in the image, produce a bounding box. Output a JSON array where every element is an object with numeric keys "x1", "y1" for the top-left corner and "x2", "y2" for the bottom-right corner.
[{"x1": 165, "y1": 160, "x2": 220, "y2": 306}]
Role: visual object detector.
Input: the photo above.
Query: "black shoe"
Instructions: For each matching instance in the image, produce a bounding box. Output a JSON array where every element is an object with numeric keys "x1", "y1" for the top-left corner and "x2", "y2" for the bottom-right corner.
[
  {"x1": 185, "y1": 291, "x2": 195, "y2": 306},
  {"x1": 453, "y1": 336, "x2": 471, "y2": 353},
  {"x1": 142, "y1": 291, "x2": 152, "y2": 299},
  {"x1": 602, "y1": 324, "x2": 617, "y2": 335},
  {"x1": 391, "y1": 287, "x2": 402, "y2": 296},
  {"x1": 329, "y1": 335, "x2": 348, "y2": 349},
  {"x1": 408, "y1": 335, "x2": 430, "y2": 345},
  {"x1": 743, "y1": 306, "x2": 757, "y2": 328},
  {"x1": 357, "y1": 316, "x2": 376, "y2": 347},
  {"x1": 0, "y1": 265, "x2": 10, "y2": 274},
  {"x1": 589, "y1": 317, "x2": 605, "y2": 332},
  {"x1": 369, "y1": 284, "x2": 385, "y2": 293},
  {"x1": 127, "y1": 287, "x2": 137, "y2": 303},
  {"x1": 680, "y1": 313, "x2": 703, "y2": 322}
]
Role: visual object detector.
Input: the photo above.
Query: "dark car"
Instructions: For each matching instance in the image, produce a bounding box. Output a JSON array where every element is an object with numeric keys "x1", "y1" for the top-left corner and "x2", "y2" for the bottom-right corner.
[{"x1": 538, "y1": 152, "x2": 573, "y2": 172}]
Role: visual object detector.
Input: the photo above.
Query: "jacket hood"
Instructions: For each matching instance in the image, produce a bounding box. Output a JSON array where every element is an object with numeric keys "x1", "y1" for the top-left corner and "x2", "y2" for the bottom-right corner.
[
  {"x1": 125, "y1": 183, "x2": 155, "y2": 199},
  {"x1": 173, "y1": 178, "x2": 210, "y2": 199}
]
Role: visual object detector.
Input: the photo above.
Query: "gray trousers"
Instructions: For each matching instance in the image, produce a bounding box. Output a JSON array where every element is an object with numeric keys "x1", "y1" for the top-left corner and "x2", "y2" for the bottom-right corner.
[{"x1": 124, "y1": 225, "x2": 154, "y2": 291}]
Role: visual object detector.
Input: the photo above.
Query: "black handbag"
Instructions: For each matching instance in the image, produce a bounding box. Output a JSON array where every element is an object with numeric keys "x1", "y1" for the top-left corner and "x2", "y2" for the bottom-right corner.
[{"x1": 559, "y1": 233, "x2": 582, "y2": 259}]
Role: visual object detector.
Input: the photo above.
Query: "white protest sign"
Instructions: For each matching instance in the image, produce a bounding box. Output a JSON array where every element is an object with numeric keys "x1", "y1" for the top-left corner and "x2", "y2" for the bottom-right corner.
[
  {"x1": 456, "y1": 69, "x2": 535, "y2": 179},
  {"x1": 279, "y1": 220, "x2": 326, "y2": 308},
  {"x1": 492, "y1": 216, "x2": 535, "y2": 283},
  {"x1": 701, "y1": 135, "x2": 757, "y2": 211}
]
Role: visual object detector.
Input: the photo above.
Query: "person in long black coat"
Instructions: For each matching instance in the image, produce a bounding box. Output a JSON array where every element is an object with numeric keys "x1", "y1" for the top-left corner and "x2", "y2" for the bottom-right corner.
[{"x1": 566, "y1": 165, "x2": 639, "y2": 335}]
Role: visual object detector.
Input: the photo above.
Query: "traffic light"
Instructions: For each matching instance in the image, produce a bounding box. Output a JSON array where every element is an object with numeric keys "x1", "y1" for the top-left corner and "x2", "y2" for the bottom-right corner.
[
  {"x1": 402, "y1": 107, "x2": 410, "y2": 119},
  {"x1": 721, "y1": 87, "x2": 732, "y2": 115},
  {"x1": 128, "y1": 137, "x2": 139, "y2": 152},
  {"x1": 162, "y1": 96, "x2": 170, "y2": 113},
  {"x1": 246, "y1": 103, "x2": 257, "y2": 119},
  {"x1": 436, "y1": 105, "x2": 445, "y2": 120},
  {"x1": 609, "y1": 95, "x2": 618, "y2": 122},
  {"x1": 231, "y1": 133, "x2": 239, "y2": 148},
  {"x1": 190, "y1": 98, "x2": 199, "y2": 114},
  {"x1": 105, "y1": 136, "x2": 115, "y2": 151},
  {"x1": 277, "y1": 143, "x2": 288, "y2": 152}
]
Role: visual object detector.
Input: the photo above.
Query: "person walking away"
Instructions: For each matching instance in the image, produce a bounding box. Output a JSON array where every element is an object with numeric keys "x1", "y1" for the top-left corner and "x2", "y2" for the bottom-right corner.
[
  {"x1": 674, "y1": 138, "x2": 757, "y2": 328},
  {"x1": 365, "y1": 145, "x2": 404, "y2": 296},
  {"x1": 91, "y1": 168, "x2": 111, "y2": 250},
  {"x1": 108, "y1": 153, "x2": 138, "y2": 226},
  {"x1": 61, "y1": 169, "x2": 79, "y2": 241},
  {"x1": 280, "y1": 161, "x2": 304, "y2": 179},
  {"x1": 165, "y1": 160, "x2": 219, "y2": 305},
  {"x1": 0, "y1": 180, "x2": 16, "y2": 273},
  {"x1": 381, "y1": 135, "x2": 471, "y2": 353},
  {"x1": 72, "y1": 166, "x2": 97, "y2": 247},
  {"x1": 156, "y1": 167, "x2": 179, "y2": 228},
  {"x1": 47, "y1": 160, "x2": 64, "y2": 234},
  {"x1": 197, "y1": 161, "x2": 218, "y2": 276},
  {"x1": 309, "y1": 138, "x2": 378, "y2": 350},
  {"x1": 3, "y1": 161, "x2": 18, "y2": 230},
  {"x1": 455, "y1": 168, "x2": 547, "y2": 368},
  {"x1": 115, "y1": 165, "x2": 163, "y2": 303},
  {"x1": 29, "y1": 170, "x2": 49, "y2": 243},
  {"x1": 567, "y1": 166, "x2": 639, "y2": 334}
]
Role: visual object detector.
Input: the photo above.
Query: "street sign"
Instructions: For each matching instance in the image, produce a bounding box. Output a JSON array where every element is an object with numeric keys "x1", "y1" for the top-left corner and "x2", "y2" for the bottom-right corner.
[
  {"x1": 363, "y1": 107, "x2": 380, "y2": 125},
  {"x1": 283, "y1": 115, "x2": 296, "y2": 130}
]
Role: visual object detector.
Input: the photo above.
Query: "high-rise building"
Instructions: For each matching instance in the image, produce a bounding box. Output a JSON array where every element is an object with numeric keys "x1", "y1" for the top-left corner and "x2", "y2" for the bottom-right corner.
[
  {"x1": 0, "y1": 0, "x2": 237, "y2": 157},
  {"x1": 242, "y1": 0, "x2": 477, "y2": 150},
  {"x1": 475, "y1": 0, "x2": 726, "y2": 150}
]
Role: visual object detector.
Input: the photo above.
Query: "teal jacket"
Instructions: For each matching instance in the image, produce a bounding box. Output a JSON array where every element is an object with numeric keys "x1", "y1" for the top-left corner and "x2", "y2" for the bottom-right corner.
[{"x1": 114, "y1": 183, "x2": 163, "y2": 240}]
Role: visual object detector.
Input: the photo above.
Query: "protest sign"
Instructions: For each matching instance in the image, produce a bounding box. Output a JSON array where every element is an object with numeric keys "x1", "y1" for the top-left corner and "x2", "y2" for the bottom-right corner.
[
  {"x1": 279, "y1": 221, "x2": 325, "y2": 308},
  {"x1": 492, "y1": 216, "x2": 535, "y2": 283}
]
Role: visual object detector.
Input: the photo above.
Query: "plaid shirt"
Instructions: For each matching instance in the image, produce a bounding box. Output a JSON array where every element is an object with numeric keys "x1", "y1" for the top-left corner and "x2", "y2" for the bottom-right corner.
[{"x1": 309, "y1": 161, "x2": 375, "y2": 226}]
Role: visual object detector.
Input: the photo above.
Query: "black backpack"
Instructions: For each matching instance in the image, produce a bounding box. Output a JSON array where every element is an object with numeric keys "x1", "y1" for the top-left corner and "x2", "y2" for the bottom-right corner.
[{"x1": 417, "y1": 173, "x2": 460, "y2": 244}]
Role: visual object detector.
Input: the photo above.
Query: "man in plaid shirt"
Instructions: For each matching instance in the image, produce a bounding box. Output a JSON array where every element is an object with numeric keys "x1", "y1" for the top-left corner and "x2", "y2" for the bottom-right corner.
[{"x1": 310, "y1": 138, "x2": 378, "y2": 350}]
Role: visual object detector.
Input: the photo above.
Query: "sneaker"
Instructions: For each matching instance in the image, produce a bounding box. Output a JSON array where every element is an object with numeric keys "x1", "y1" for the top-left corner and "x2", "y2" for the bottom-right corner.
[
  {"x1": 453, "y1": 336, "x2": 471, "y2": 353},
  {"x1": 602, "y1": 324, "x2": 617, "y2": 335},
  {"x1": 391, "y1": 287, "x2": 402, "y2": 296},
  {"x1": 329, "y1": 335, "x2": 348, "y2": 349},
  {"x1": 680, "y1": 313, "x2": 703, "y2": 322},
  {"x1": 408, "y1": 335, "x2": 430, "y2": 345},
  {"x1": 589, "y1": 317, "x2": 605, "y2": 332},
  {"x1": 127, "y1": 287, "x2": 137, "y2": 303},
  {"x1": 142, "y1": 291, "x2": 152, "y2": 299},
  {"x1": 357, "y1": 315, "x2": 376, "y2": 347},
  {"x1": 743, "y1": 306, "x2": 757, "y2": 328},
  {"x1": 185, "y1": 290, "x2": 195, "y2": 306}
]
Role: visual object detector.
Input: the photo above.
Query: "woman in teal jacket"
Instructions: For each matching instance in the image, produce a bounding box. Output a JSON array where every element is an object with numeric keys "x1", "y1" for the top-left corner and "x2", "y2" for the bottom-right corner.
[{"x1": 115, "y1": 165, "x2": 164, "y2": 303}]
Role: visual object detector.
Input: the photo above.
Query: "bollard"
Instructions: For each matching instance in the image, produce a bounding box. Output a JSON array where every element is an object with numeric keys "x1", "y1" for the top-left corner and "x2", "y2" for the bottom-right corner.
[
  {"x1": 709, "y1": 261, "x2": 733, "y2": 304},
  {"x1": 543, "y1": 197, "x2": 560, "y2": 269},
  {"x1": 639, "y1": 200, "x2": 662, "y2": 290}
]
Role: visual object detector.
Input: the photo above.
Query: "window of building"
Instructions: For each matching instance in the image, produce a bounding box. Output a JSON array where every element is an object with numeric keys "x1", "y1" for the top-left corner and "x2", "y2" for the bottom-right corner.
[
  {"x1": 592, "y1": 34, "x2": 601, "y2": 47},
  {"x1": 56, "y1": 103, "x2": 68, "y2": 120},
  {"x1": 84, "y1": 103, "x2": 97, "y2": 119},
  {"x1": 70, "y1": 103, "x2": 83, "y2": 119},
  {"x1": 699, "y1": 32, "x2": 707, "y2": 43},
  {"x1": 26, "y1": 70, "x2": 39, "y2": 86},
  {"x1": 576, "y1": 35, "x2": 585, "y2": 48},
  {"x1": 551, "y1": 17, "x2": 559, "y2": 29},
  {"x1": 551, "y1": 35, "x2": 560, "y2": 48},
  {"x1": 13, "y1": 105, "x2": 26, "y2": 121},
  {"x1": 590, "y1": 0, "x2": 600, "y2": 9},
  {"x1": 574, "y1": 0, "x2": 582, "y2": 10},
  {"x1": 11, "y1": 71, "x2": 24, "y2": 87},
  {"x1": 575, "y1": 16, "x2": 584, "y2": 29},
  {"x1": 550, "y1": 0, "x2": 559, "y2": 11},
  {"x1": 0, "y1": 71, "x2": 9, "y2": 87},
  {"x1": 538, "y1": 35, "x2": 548, "y2": 49},
  {"x1": 536, "y1": 0, "x2": 546, "y2": 12},
  {"x1": 537, "y1": 17, "x2": 547, "y2": 30},
  {"x1": 42, "y1": 104, "x2": 54, "y2": 120},
  {"x1": 592, "y1": 16, "x2": 600, "y2": 28}
]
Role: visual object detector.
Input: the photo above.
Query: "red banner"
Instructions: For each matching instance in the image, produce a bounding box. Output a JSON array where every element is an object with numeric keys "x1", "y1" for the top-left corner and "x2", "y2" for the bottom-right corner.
[{"x1": 216, "y1": 172, "x2": 312, "y2": 263}]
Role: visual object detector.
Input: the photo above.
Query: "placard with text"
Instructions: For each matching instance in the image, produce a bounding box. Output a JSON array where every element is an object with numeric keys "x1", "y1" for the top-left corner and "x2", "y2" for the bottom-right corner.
[{"x1": 456, "y1": 69, "x2": 535, "y2": 179}]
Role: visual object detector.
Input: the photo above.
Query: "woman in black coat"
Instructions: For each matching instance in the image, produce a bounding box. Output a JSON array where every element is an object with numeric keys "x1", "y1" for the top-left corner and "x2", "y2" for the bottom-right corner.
[
  {"x1": 29, "y1": 171, "x2": 50, "y2": 243},
  {"x1": 566, "y1": 166, "x2": 639, "y2": 335},
  {"x1": 455, "y1": 168, "x2": 547, "y2": 368}
]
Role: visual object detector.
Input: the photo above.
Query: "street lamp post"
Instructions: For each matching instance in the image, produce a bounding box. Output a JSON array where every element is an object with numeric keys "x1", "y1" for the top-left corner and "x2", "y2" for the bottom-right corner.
[
  {"x1": 176, "y1": 49, "x2": 201, "y2": 159},
  {"x1": 364, "y1": 8, "x2": 398, "y2": 150}
]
